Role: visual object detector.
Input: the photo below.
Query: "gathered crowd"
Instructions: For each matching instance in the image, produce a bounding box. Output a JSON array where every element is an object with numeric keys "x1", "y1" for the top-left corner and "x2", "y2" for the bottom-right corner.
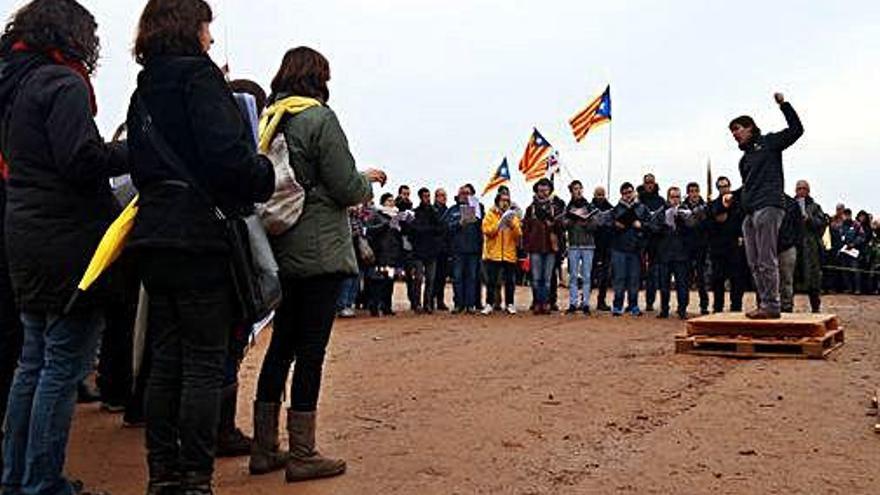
[
  {"x1": 0, "y1": 1, "x2": 877, "y2": 495},
  {"x1": 340, "y1": 175, "x2": 879, "y2": 322}
]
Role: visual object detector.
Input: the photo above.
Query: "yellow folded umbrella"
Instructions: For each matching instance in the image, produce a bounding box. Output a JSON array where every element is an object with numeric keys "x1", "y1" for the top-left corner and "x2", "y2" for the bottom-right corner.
[{"x1": 64, "y1": 195, "x2": 139, "y2": 313}]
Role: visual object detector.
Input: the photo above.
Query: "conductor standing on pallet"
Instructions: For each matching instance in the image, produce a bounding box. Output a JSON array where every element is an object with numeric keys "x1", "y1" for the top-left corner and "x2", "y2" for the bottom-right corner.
[{"x1": 723, "y1": 93, "x2": 803, "y2": 320}]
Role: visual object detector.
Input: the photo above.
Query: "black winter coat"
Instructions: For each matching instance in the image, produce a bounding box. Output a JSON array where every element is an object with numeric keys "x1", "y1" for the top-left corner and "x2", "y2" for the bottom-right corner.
[
  {"x1": 778, "y1": 195, "x2": 803, "y2": 252},
  {"x1": 126, "y1": 56, "x2": 274, "y2": 257},
  {"x1": 737, "y1": 102, "x2": 803, "y2": 213},
  {"x1": 434, "y1": 203, "x2": 451, "y2": 256},
  {"x1": 0, "y1": 52, "x2": 127, "y2": 312},
  {"x1": 650, "y1": 204, "x2": 690, "y2": 263},
  {"x1": 590, "y1": 197, "x2": 614, "y2": 253},
  {"x1": 611, "y1": 201, "x2": 649, "y2": 253},
  {"x1": 405, "y1": 203, "x2": 444, "y2": 261},
  {"x1": 367, "y1": 211, "x2": 403, "y2": 267},
  {"x1": 707, "y1": 192, "x2": 745, "y2": 257},
  {"x1": 682, "y1": 197, "x2": 709, "y2": 258}
]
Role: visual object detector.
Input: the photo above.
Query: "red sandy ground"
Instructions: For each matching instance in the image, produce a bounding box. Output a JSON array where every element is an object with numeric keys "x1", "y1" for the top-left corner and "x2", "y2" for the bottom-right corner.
[{"x1": 67, "y1": 288, "x2": 880, "y2": 494}]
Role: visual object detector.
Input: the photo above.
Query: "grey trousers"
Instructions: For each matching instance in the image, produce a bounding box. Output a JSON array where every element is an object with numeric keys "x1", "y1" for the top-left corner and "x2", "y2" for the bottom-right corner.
[
  {"x1": 742, "y1": 207, "x2": 785, "y2": 313},
  {"x1": 778, "y1": 247, "x2": 797, "y2": 312}
]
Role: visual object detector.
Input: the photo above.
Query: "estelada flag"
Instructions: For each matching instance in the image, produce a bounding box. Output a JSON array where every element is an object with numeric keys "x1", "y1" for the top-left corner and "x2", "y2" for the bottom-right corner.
[
  {"x1": 569, "y1": 85, "x2": 611, "y2": 142},
  {"x1": 518, "y1": 128, "x2": 553, "y2": 182},
  {"x1": 482, "y1": 158, "x2": 511, "y2": 196}
]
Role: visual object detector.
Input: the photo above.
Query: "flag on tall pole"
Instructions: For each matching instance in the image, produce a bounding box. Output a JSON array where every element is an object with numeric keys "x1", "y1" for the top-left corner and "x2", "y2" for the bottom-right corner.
[
  {"x1": 518, "y1": 128, "x2": 554, "y2": 183},
  {"x1": 482, "y1": 158, "x2": 511, "y2": 196},
  {"x1": 706, "y1": 158, "x2": 713, "y2": 201},
  {"x1": 569, "y1": 85, "x2": 611, "y2": 142}
]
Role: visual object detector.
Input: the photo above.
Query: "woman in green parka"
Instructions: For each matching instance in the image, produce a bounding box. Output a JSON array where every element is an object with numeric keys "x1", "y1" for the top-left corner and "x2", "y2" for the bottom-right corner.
[{"x1": 249, "y1": 47, "x2": 386, "y2": 483}]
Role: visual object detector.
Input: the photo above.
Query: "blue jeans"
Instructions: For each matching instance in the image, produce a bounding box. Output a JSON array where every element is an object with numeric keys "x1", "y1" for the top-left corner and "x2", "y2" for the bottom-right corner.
[
  {"x1": 611, "y1": 250, "x2": 641, "y2": 313},
  {"x1": 452, "y1": 254, "x2": 480, "y2": 309},
  {"x1": 336, "y1": 274, "x2": 360, "y2": 310},
  {"x1": 567, "y1": 247, "x2": 595, "y2": 308},
  {"x1": 530, "y1": 253, "x2": 556, "y2": 305},
  {"x1": 3, "y1": 310, "x2": 104, "y2": 495}
]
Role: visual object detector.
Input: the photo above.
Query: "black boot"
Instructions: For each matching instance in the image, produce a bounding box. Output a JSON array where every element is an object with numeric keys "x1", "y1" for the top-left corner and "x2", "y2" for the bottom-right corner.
[
  {"x1": 179, "y1": 472, "x2": 213, "y2": 495},
  {"x1": 809, "y1": 292, "x2": 821, "y2": 313},
  {"x1": 215, "y1": 383, "x2": 251, "y2": 458},
  {"x1": 146, "y1": 462, "x2": 180, "y2": 495}
]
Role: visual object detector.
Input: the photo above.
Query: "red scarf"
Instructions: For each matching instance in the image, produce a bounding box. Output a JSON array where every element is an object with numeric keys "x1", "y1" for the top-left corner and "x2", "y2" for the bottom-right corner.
[
  {"x1": 0, "y1": 41, "x2": 97, "y2": 180},
  {"x1": 11, "y1": 41, "x2": 97, "y2": 115}
]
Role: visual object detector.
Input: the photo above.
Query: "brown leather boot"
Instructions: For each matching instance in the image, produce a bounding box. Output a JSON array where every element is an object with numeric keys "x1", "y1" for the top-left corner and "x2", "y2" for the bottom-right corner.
[
  {"x1": 248, "y1": 402, "x2": 288, "y2": 475},
  {"x1": 285, "y1": 410, "x2": 346, "y2": 482}
]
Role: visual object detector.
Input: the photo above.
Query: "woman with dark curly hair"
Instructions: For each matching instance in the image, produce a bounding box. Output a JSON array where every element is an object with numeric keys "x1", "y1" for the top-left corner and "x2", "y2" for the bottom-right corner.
[
  {"x1": 0, "y1": 1, "x2": 127, "y2": 494},
  {"x1": 125, "y1": 0, "x2": 275, "y2": 493}
]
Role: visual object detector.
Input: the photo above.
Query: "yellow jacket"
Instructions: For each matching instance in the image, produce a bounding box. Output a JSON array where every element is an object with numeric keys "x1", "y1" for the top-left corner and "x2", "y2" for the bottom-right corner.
[{"x1": 482, "y1": 206, "x2": 522, "y2": 263}]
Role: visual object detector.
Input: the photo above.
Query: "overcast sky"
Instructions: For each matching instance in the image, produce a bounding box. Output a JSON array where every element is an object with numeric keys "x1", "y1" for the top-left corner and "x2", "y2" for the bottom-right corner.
[{"x1": 7, "y1": 0, "x2": 879, "y2": 211}]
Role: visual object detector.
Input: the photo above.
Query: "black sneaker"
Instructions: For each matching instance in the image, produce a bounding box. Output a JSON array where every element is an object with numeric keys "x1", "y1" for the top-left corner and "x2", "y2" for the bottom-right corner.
[
  {"x1": 656, "y1": 312, "x2": 669, "y2": 319},
  {"x1": 596, "y1": 302, "x2": 611, "y2": 312},
  {"x1": 565, "y1": 307, "x2": 579, "y2": 315},
  {"x1": 582, "y1": 306, "x2": 592, "y2": 316}
]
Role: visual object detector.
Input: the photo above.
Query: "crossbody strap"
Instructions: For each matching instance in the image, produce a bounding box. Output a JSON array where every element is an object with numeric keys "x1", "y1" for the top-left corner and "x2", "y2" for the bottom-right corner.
[{"x1": 132, "y1": 91, "x2": 226, "y2": 220}]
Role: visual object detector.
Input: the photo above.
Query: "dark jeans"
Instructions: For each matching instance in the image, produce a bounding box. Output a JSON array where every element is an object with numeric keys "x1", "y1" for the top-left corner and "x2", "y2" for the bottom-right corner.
[
  {"x1": 452, "y1": 254, "x2": 480, "y2": 309},
  {"x1": 256, "y1": 275, "x2": 342, "y2": 411},
  {"x1": 659, "y1": 260, "x2": 690, "y2": 316},
  {"x1": 592, "y1": 248, "x2": 611, "y2": 305},
  {"x1": 144, "y1": 282, "x2": 237, "y2": 475},
  {"x1": 612, "y1": 250, "x2": 641, "y2": 312},
  {"x1": 406, "y1": 259, "x2": 437, "y2": 310},
  {"x1": 365, "y1": 268, "x2": 394, "y2": 314},
  {"x1": 838, "y1": 254, "x2": 860, "y2": 293},
  {"x1": 485, "y1": 261, "x2": 516, "y2": 307},
  {"x1": 434, "y1": 254, "x2": 450, "y2": 307},
  {"x1": 97, "y1": 300, "x2": 135, "y2": 406},
  {"x1": 689, "y1": 251, "x2": 709, "y2": 312},
  {"x1": 336, "y1": 275, "x2": 360, "y2": 311},
  {"x1": 710, "y1": 249, "x2": 746, "y2": 312},
  {"x1": 3, "y1": 309, "x2": 103, "y2": 495},
  {"x1": 644, "y1": 248, "x2": 661, "y2": 308}
]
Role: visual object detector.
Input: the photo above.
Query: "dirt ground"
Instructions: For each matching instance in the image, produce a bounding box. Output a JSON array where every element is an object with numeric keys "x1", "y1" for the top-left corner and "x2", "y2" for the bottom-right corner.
[{"x1": 67, "y1": 287, "x2": 880, "y2": 494}]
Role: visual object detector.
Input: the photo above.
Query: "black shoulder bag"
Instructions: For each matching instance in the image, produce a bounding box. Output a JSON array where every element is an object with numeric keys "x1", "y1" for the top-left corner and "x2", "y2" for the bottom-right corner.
[{"x1": 132, "y1": 92, "x2": 281, "y2": 324}]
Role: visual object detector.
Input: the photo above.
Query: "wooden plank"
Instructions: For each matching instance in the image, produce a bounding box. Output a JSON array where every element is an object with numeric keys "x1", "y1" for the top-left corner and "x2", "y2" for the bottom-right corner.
[
  {"x1": 685, "y1": 313, "x2": 838, "y2": 338},
  {"x1": 674, "y1": 328, "x2": 845, "y2": 360}
]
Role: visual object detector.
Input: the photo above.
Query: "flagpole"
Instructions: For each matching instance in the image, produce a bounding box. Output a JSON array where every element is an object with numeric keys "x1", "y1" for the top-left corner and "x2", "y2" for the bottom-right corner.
[{"x1": 606, "y1": 120, "x2": 613, "y2": 193}]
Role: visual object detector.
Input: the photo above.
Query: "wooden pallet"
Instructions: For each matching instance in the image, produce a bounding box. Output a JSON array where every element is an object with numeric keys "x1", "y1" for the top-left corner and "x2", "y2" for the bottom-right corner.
[
  {"x1": 685, "y1": 313, "x2": 839, "y2": 339},
  {"x1": 674, "y1": 328, "x2": 845, "y2": 359}
]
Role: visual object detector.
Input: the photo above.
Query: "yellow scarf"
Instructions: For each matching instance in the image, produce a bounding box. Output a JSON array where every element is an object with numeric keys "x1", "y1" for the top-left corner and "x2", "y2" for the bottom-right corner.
[{"x1": 258, "y1": 96, "x2": 322, "y2": 153}]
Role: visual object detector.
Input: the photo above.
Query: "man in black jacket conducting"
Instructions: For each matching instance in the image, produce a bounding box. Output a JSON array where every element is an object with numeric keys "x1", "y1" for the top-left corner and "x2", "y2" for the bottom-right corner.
[{"x1": 723, "y1": 93, "x2": 804, "y2": 319}]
